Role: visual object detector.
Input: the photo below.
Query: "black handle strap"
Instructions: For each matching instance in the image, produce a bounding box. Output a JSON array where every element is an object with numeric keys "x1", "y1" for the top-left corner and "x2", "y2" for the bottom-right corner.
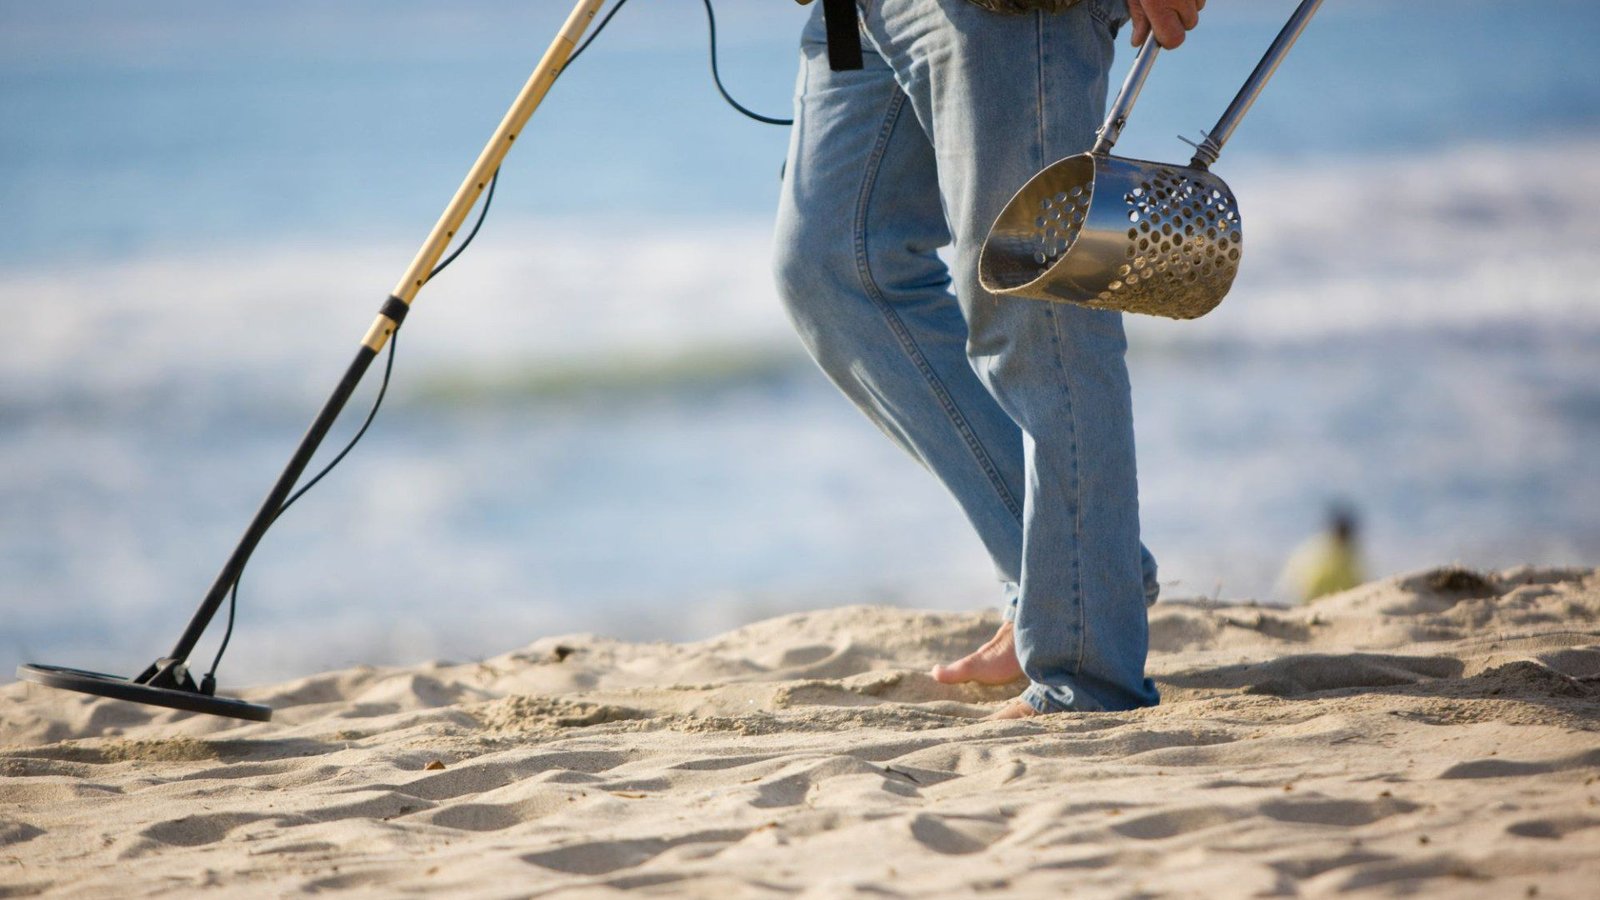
[{"x1": 822, "y1": 0, "x2": 863, "y2": 71}]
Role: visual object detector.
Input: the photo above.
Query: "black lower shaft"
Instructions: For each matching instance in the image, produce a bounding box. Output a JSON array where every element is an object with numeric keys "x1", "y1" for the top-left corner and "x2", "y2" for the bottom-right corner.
[{"x1": 149, "y1": 340, "x2": 382, "y2": 672}]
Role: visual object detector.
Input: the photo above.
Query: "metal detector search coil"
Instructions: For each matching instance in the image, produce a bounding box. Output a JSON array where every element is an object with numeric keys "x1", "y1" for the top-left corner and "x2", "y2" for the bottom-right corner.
[
  {"x1": 17, "y1": 663, "x2": 273, "y2": 721},
  {"x1": 979, "y1": 0, "x2": 1323, "y2": 320}
]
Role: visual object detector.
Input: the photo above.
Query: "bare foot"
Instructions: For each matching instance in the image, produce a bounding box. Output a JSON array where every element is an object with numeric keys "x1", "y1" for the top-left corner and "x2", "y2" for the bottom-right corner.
[
  {"x1": 931, "y1": 621, "x2": 1024, "y2": 685},
  {"x1": 983, "y1": 697, "x2": 1042, "y2": 720}
]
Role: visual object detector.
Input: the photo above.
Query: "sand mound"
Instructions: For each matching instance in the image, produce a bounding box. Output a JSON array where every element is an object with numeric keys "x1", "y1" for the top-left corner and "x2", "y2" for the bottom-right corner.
[{"x1": 3, "y1": 566, "x2": 1598, "y2": 897}]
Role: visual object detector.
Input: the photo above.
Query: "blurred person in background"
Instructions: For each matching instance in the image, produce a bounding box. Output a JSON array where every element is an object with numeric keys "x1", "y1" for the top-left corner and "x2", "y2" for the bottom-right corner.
[{"x1": 1281, "y1": 503, "x2": 1368, "y2": 603}]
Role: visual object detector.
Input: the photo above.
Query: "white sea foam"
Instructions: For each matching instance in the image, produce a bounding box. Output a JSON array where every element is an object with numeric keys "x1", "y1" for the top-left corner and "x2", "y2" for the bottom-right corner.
[
  {"x1": 4, "y1": 136, "x2": 1595, "y2": 410},
  {"x1": 0, "y1": 220, "x2": 792, "y2": 408},
  {"x1": 1125, "y1": 136, "x2": 1600, "y2": 345}
]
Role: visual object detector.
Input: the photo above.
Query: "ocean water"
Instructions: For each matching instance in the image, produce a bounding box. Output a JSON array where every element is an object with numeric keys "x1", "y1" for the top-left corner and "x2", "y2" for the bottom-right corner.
[{"x1": 2, "y1": 1, "x2": 1598, "y2": 686}]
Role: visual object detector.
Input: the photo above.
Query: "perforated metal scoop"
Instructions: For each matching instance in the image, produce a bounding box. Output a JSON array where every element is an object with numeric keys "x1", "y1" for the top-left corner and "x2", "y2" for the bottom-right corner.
[{"x1": 979, "y1": 0, "x2": 1323, "y2": 319}]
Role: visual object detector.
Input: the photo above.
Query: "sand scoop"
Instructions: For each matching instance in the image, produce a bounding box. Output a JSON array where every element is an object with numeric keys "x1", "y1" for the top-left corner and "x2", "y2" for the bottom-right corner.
[{"x1": 979, "y1": 0, "x2": 1324, "y2": 319}]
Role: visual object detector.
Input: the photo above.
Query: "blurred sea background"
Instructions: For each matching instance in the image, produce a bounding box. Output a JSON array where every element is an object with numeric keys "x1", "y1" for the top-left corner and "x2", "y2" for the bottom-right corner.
[{"x1": 2, "y1": 0, "x2": 1597, "y2": 686}]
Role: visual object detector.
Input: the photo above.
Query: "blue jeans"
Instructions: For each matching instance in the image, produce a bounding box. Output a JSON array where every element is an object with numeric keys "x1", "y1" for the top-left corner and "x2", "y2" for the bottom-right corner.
[{"x1": 773, "y1": 0, "x2": 1160, "y2": 712}]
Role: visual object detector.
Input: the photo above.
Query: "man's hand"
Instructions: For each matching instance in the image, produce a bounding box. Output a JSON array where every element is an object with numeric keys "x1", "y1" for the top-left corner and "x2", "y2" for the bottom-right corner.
[{"x1": 1128, "y1": 0, "x2": 1205, "y2": 49}]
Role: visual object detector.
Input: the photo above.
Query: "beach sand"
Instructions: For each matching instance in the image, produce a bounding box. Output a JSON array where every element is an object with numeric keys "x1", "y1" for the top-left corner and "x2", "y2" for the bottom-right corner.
[{"x1": 3, "y1": 565, "x2": 1598, "y2": 897}]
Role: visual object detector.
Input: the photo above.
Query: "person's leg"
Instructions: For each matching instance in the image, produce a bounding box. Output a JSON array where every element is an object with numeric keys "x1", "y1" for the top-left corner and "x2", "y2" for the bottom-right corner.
[
  {"x1": 860, "y1": 0, "x2": 1159, "y2": 712},
  {"x1": 775, "y1": 5, "x2": 1030, "y2": 588},
  {"x1": 776, "y1": 1, "x2": 1159, "y2": 711}
]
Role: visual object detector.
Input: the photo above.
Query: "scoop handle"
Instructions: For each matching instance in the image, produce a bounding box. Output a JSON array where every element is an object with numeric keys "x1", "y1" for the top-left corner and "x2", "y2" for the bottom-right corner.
[
  {"x1": 1190, "y1": 0, "x2": 1324, "y2": 169},
  {"x1": 1091, "y1": 36, "x2": 1160, "y2": 156}
]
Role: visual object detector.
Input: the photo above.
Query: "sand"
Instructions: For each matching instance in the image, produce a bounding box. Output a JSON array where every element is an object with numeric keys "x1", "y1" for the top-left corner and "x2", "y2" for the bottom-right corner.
[{"x1": 3, "y1": 565, "x2": 1599, "y2": 898}]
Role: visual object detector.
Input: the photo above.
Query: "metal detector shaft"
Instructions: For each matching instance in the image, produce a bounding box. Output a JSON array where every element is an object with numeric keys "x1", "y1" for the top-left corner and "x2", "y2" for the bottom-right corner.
[
  {"x1": 155, "y1": 346, "x2": 380, "y2": 671},
  {"x1": 155, "y1": 0, "x2": 607, "y2": 675},
  {"x1": 372, "y1": 0, "x2": 607, "y2": 350}
]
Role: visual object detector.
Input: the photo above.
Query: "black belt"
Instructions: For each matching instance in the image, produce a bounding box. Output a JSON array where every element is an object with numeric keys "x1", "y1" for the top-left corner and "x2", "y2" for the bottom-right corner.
[{"x1": 822, "y1": 0, "x2": 863, "y2": 71}]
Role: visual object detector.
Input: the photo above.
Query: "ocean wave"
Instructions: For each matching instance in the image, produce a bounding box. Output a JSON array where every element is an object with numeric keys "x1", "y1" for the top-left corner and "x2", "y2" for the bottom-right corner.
[
  {"x1": 2, "y1": 137, "x2": 1597, "y2": 409},
  {"x1": 406, "y1": 343, "x2": 810, "y2": 407},
  {"x1": 1124, "y1": 136, "x2": 1600, "y2": 346}
]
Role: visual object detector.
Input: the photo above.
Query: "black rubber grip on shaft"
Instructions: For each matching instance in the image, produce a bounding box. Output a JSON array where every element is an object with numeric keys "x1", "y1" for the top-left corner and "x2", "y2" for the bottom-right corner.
[
  {"x1": 380, "y1": 294, "x2": 409, "y2": 326},
  {"x1": 822, "y1": 0, "x2": 863, "y2": 71}
]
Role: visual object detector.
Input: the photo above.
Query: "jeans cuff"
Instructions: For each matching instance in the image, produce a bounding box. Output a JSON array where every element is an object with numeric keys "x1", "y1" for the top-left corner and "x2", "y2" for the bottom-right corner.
[
  {"x1": 1001, "y1": 582, "x2": 1020, "y2": 623},
  {"x1": 1021, "y1": 682, "x2": 1072, "y2": 714}
]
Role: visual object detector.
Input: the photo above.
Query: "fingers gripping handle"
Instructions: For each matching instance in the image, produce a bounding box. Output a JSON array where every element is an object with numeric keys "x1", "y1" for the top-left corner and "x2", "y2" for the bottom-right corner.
[{"x1": 1092, "y1": 36, "x2": 1160, "y2": 156}]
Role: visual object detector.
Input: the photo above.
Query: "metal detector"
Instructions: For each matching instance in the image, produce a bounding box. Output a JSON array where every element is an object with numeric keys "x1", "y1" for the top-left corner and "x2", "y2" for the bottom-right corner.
[{"x1": 17, "y1": 0, "x2": 609, "y2": 722}]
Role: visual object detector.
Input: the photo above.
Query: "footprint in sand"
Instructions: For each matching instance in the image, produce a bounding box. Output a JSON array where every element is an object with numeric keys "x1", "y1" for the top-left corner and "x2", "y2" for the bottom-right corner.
[
  {"x1": 1505, "y1": 815, "x2": 1600, "y2": 839},
  {"x1": 1258, "y1": 795, "x2": 1421, "y2": 827},
  {"x1": 907, "y1": 813, "x2": 1009, "y2": 855},
  {"x1": 1109, "y1": 806, "x2": 1249, "y2": 841},
  {"x1": 0, "y1": 821, "x2": 45, "y2": 847},
  {"x1": 521, "y1": 828, "x2": 750, "y2": 876},
  {"x1": 393, "y1": 749, "x2": 630, "y2": 802},
  {"x1": 137, "y1": 812, "x2": 276, "y2": 849},
  {"x1": 1438, "y1": 747, "x2": 1600, "y2": 780}
]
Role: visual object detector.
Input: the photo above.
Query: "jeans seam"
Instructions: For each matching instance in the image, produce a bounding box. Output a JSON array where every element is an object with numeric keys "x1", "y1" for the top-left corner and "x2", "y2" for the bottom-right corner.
[
  {"x1": 1045, "y1": 303, "x2": 1088, "y2": 676},
  {"x1": 852, "y1": 90, "x2": 1025, "y2": 523},
  {"x1": 1035, "y1": 12, "x2": 1046, "y2": 168},
  {"x1": 1035, "y1": 11, "x2": 1086, "y2": 676}
]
